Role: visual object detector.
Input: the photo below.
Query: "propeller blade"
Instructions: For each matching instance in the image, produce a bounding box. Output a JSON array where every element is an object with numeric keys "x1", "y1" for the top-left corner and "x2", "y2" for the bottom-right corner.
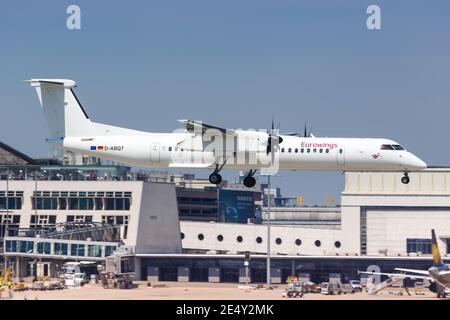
[{"x1": 266, "y1": 117, "x2": 283, "y2": 154}]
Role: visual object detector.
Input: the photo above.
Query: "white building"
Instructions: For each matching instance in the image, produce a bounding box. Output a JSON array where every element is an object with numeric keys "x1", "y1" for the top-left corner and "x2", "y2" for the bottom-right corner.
[
  {"x1": 2, "y1": 168, "x2": 450, "y2": 282},
  {"x1": 180, "y1": 169, "x2": 450, "y2": 257},
  {"x1": 0, "y1": 180, "x2": 182, "y2": 254}
]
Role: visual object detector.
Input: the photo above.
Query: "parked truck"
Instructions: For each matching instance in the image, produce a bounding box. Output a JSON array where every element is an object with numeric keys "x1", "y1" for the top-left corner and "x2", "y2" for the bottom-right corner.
[
  {"x1": 321, "y1": 282, "x2": 342, "y2": 295},
  {"x1": 99, "y1": 253, "x2": 135, "y2": 289}
]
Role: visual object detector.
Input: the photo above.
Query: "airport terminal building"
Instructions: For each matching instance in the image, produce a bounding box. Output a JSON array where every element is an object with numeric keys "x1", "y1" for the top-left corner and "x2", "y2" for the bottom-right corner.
[{"x1": 1, "y1": 141, "x2": 450, "y2": 283}]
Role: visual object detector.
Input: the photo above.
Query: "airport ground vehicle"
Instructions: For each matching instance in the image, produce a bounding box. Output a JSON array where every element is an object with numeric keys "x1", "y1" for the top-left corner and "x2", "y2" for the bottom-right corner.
[
  {"x1": 283, "y1": 281, "x2": 304, "y2": 298},
  {"x1": 349, "y1": 280, "x2": 362, "y2": 292},
  {"x1": 98, "y1": 252, "x2": 135, "y2": 289},
  {"x1": 304, "y1": 282, "x2": 321, "y2": 293},
  {"x1": 58, "y1": 262, "x2": 90, "y2": 287},
  {"x1": 341, "y1": 283, "x2": 355, "y2": 294},
  {"x1": 321, "y1": 282, "x2": 342, "y2": 295}
]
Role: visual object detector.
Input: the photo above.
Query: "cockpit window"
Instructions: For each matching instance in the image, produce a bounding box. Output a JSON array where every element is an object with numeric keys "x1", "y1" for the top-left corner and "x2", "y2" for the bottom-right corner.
[{"x1": 381, "y1": 144, "x2": 404, "y2": 151}]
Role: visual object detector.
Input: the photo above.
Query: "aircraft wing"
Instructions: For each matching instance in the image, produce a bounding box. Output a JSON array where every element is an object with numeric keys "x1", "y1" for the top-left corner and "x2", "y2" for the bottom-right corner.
[
  {"x1": 178, "y1": 119, "x2": 236, "y2": 135},
  {"x1": 358, "y1": 271, "x2": 432, "y2": 281},
  {"x1": 169, "y1": 163, "x2": 215, "y2": 168},
  {"x1": 394, "y1": 268, "x2": 430, "y2": 276}
]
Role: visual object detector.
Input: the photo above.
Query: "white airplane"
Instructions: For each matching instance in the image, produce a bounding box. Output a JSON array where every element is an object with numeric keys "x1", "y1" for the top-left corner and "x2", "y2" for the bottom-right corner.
[{"x1": 27, "y1": 79, "x2": 427, "y2": 187}]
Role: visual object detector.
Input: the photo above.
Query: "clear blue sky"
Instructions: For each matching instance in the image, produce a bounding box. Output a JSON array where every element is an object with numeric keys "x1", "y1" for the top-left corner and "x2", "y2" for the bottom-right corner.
[{"x1": 1, "y1": 1, "x2": 449, "y2": 204}]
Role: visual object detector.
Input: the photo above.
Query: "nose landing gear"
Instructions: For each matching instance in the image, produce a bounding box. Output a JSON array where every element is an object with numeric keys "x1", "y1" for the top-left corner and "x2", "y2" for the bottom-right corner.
[
  {"x1": 401, "y1": 172, "x2": 410, "y2": 184},
  {"x1": 243, "y1": 170, "x2": 257, "y2": 188}
]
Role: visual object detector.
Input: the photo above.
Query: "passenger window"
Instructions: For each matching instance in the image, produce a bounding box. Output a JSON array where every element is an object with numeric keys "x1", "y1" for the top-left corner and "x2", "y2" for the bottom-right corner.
[
  {"x1": 301, "y1": 148, "x2": 304, "y2": 153},
  {"x1": 381, "y1": 144, "x2": 394, "y2": 150},
  {"x1": 288, "y1": 148, "x2": 292, "y2": 153},
  {"x1": 313, "y1": 149, "x2": 317, "y2": 153},
  {"x1": 295, "y1": 148, "x2": 298, "y2": 153},
  {"x1": 307, "y1": 148, "x2": 311, "y2": 153},
  {"x1": 326, "y1": 149, "x2": 329, "y2": 153},
  {"x1": 168, "y1": 147, "x2": 172, "y2": 151},
  {"x1": 281, "y1": 148, "x2": 285, "y2": 153},
  {"x1": 319, "y1": 149, "x2": 323, "y2": 153},
  {"x1": 339, "y1": 149, "x2": 343, "y2": 154}
]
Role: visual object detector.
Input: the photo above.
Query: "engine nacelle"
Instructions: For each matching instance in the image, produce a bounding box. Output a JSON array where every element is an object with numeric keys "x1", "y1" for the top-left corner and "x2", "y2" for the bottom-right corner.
[{"x1": 429, "y1": 282, "x2": 437, "y2": 293}]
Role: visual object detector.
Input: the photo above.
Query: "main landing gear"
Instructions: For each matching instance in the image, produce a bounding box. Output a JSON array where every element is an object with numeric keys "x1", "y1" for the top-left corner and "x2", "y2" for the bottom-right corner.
[
  {"x1": 208, "y1": 165, "x2": 257, "y2": 189},
  {"x1": 209, "y1": 162, "x2": 226, "y2": 185},
  {"x1": 243, "y1": 170, "x2": 257, "y2": 188},
  {"x1": 401, "y1": 172, "x2": 410, "y2": 184}
]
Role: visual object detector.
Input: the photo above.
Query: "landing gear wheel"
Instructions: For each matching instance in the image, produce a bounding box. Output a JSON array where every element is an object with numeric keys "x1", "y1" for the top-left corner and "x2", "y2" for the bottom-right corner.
[
  {"x1": 243, "y1": 176, "x2": 256, "y2": 188},
  {"x1": 401, "y1": 173, "x2": 410, "y2": 184},
  {"x1": 209, "y1": 172, "x2": 222, "y2": 185}
]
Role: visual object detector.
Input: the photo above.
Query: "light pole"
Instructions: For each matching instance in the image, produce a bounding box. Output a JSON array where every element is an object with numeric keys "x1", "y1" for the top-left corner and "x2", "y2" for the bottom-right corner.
[
  {"x1": 34, "y1": 170, "x2": 38, "y2": 281},
  {"x1": 266, "y1": 174, "x2": 271, "y2": 289},
  {"x1": 0, "y1": 168, "x2": 10, "y2": 279}
]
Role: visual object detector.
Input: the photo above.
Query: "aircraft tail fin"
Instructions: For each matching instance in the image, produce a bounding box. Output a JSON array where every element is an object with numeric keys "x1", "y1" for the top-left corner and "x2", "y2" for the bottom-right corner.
[
  {"x1": 431, "y1": 229, "x2": 443, "y2": 266},
  {"x1": 27, "y1": 79, "x2": 94, "y2": 138}
]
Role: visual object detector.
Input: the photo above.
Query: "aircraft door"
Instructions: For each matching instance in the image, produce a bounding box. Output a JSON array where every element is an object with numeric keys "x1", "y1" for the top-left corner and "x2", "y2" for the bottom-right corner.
[
  {"x1": 337, "y1": 147, "x2": 345, "y2": 165},
  {"x1": 150, "y1": 143, "x2": 160, "y2": 163}
]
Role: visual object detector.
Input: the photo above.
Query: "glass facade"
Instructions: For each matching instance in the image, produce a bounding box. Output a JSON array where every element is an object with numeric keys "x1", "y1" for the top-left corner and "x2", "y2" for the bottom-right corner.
[
  {"x1": 407, "y1": 239, "x2": 432, "y2": 254},
  {"x1": 5, "y1": 240, "x2": 17, "y2": 252},
  {"x1": 66, "y1": 215, "x2": 93, "y2": 223},
  {"x1": 30, "y1": 215, "x2": 57, "y2": 226},
  {"x1": 19, "y1": 240, "x2": 34, "y2": 253},
  {"x1": 54, "y1": 242, "x2": 68, "y2": 255},
  {"x1": 4, "y1": 237, "x2": 118, "y2": 259},
  {"x1": 37, "y1": 242, "x2": 51, "y2": 254},
  {"x1": 70, "y1": 243, "x2": 85, "y2": 256},
  {"x1": 105, "y1": 245, "x2": 117, "y2": 257},
  {"x1": 30, "y1": 191, "x2": 131, "y2": 211},
  {"x1": 0, "y1": 197, "x2": 22, "y2": 210},
  {"x1": 105, "y1": 198, "x2": 130, "y2": 210},
  {"x1": 88, "y1": 245, "x2": 103, "y2": 257},
  {"x1": 141, "y1": 257, "x2": 438, "y2": 284}
]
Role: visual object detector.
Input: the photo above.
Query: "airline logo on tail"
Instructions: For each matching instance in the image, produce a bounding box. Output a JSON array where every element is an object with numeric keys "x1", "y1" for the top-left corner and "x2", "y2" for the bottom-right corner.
[{"x1": 431, "y1": 229, "x2": 443, "y2": 266}]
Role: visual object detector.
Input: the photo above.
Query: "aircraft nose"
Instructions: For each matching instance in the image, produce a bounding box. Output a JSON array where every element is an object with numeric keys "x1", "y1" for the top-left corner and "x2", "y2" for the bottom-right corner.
[
  {"x1": 404, "y1": 154, "x2": 427, "y2": 170},
  {"x1": 428, "y1": 266, "x2": 439, "y2": 277},
  {"x1": 413, "y1": 156, "x2": 427, "y2": 170}
]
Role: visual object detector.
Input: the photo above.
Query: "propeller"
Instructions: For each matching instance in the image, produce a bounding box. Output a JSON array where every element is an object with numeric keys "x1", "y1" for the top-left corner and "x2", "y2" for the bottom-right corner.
[
  {"x1": 266, "y1": 118, "x2": 283, "y2": 154},
  {"x1": 302, "y1": 122, "x2": 313, "y2": 138}
]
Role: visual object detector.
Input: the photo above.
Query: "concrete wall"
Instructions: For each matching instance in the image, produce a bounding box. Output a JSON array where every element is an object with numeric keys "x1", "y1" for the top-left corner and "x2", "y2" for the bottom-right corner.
[
  {"x1": 366, "y1": 209, "x2": 450, "y2": 256},
  {"x1": 180, "y1": 221, "x2": 343, "y2": 255},
  {"x1": 135, "y1": 183, "x2": 182, "y2": 254},
  {"x1": 342, "y1": 169, "x2": 450, "y2": 256}
]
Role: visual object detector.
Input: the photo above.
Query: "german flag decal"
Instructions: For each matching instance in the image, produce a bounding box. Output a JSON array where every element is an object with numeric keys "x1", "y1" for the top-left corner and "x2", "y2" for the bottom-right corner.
[{"x1": 97, "y1": 146, "x2": 104, "y2": 151}]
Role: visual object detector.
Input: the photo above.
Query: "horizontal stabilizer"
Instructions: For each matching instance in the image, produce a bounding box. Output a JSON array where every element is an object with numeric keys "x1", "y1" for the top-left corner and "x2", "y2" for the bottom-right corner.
[{"x1": 26, "y1": 79, "x2": 77, "y2": 88}]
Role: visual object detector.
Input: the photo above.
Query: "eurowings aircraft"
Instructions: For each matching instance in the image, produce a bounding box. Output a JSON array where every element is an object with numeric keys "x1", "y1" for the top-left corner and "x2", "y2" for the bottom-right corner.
[
  {"x1": 27, "y1": 79, "x2": 427, "y2": 187},
  {"x1": 359, "y1": 230, "x2": 450, "y2": 298}
]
